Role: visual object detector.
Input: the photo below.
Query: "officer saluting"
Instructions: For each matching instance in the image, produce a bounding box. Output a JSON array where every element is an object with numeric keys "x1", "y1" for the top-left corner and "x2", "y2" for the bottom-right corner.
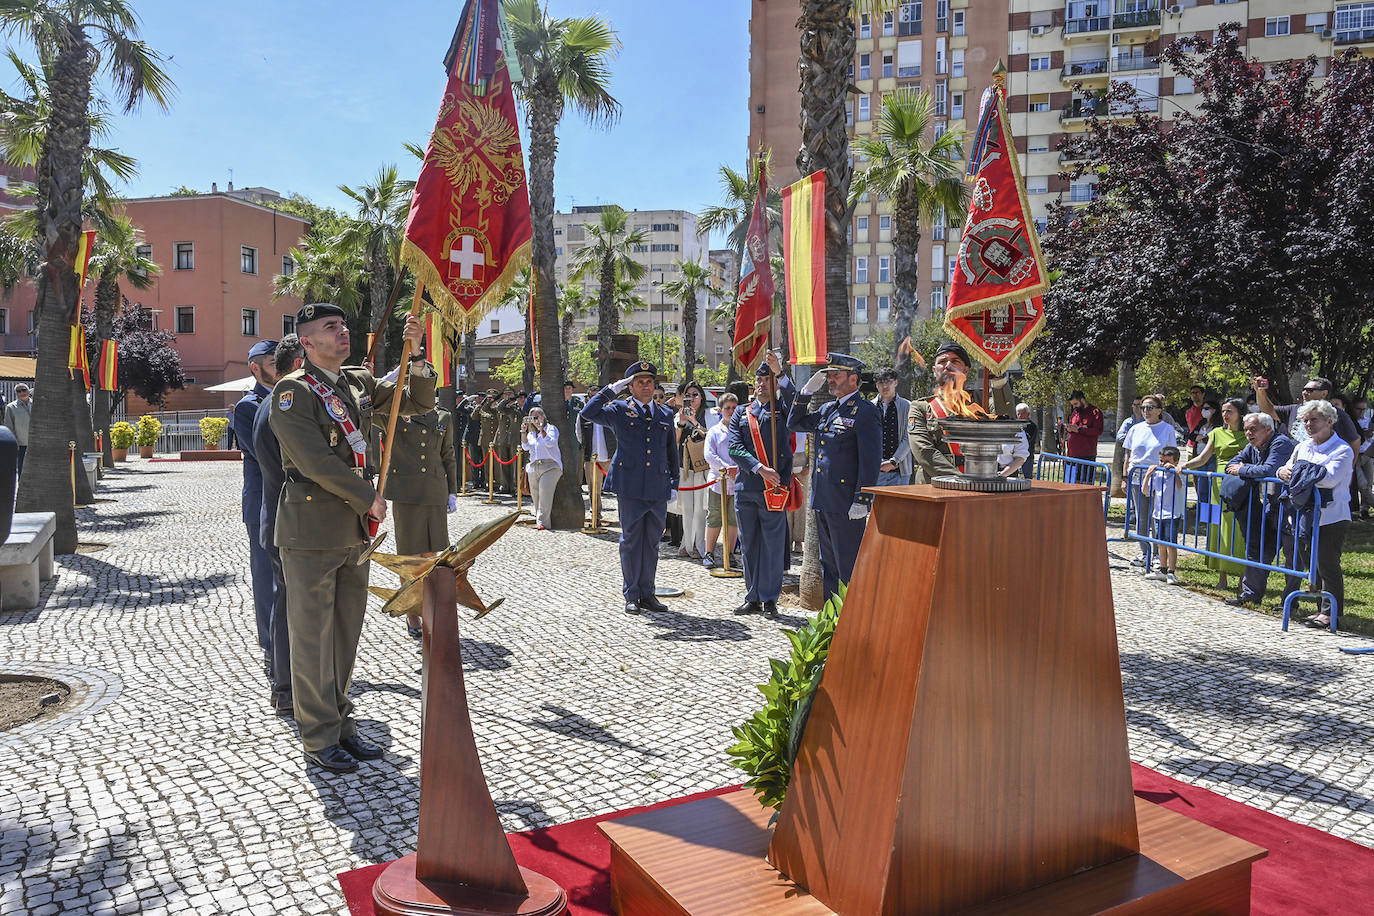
[
  {"x1": 581, "y1": 360, "x2": 679, "y2": 615},
  {"x1": 270, "y1": 303, "x2": 436, "y2": 774},
  {"x1": 787, "y1": 352, "x2": 882, "y2": 602},
  {"x1": 728, "y1": 351, "x2": 796, "y2": 619}
]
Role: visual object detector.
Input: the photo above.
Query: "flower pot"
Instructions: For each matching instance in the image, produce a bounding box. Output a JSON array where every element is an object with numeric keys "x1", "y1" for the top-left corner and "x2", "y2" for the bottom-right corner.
[
  {"x1": 112, "y1": 448, "x2": 128, "y2": 462},
  {"x1": 138, "y1": 445, "x2": 154, "y2": 459},
  {"x1": 204, "y1": 442, "x2": 220, "y2": 451}
]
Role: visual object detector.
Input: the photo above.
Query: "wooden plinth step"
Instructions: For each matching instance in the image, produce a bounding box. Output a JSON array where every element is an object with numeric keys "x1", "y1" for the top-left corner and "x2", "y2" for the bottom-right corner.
[{"x1": 373, "y1": 855, "x2": 566, "y2": 916}]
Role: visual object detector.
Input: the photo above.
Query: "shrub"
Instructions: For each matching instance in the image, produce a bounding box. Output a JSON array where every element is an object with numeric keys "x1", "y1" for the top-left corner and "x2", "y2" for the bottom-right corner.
[
  {"x1": 199, "y1": 416, "x2": 230, "y2": 448},
  {"x1": 134, "y1": 415, "x2": 162, "y2": 447},
  {"x1": 109, "y1": 422, "x2": 135, "y2": 450}
]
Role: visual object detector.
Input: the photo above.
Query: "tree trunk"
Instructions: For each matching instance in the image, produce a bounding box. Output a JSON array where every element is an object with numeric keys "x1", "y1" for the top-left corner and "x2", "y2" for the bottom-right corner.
[
  {"x1": 1110, "y1": 359, "x2": 1135, "y2": 497},
  {"x1": 682, "y1": 290, "x2": 698, "y2": 384},
  {"x1": 560, "y1": 307, "x2": 575, "y2": 380},
  {"x1": 796, "y1": 0, "x2": 854, "y2": 610},
  {"x1": 368, "y1": 249, "x2": 390, "y2": 373},
  {"x1": 526, "y1": 76, "x2": 582, "y2": 530},
  {"x1": 595, "y1": 254, "x2": 617, "y2": 386},
  {"x1": 891, "y1": 190, "x2": 921, "y2": 397},
  {"x1": 93, "y1": 275, "x2": 117, "y2": 467},
  {"x1": 522, "y1": 304, "x2": 536, "y2": 393}
]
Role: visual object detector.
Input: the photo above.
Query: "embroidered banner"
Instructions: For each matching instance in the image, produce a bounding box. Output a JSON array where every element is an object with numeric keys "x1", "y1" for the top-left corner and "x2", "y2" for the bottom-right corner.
[{"x1": 733, "y1": 153, "x2": 775, "y2": 375}]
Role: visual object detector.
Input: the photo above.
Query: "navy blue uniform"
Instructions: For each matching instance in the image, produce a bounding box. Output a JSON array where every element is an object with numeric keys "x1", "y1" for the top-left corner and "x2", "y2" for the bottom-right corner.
[
  {"x1": 789, "y1": 388, "x2": 882, "y2": 600},
  {"x1": 729, "y1": 382, "x2": 796, "y2": 604},
  {"x1": 582, "y1": 384, "x2": 679, "y2": 602},
  {"x1": 235, "y1": 383, "x2": 274, "y2": 656},
  {"x1": 252, "y1": 397, "x2": 291, "y2": 706}
]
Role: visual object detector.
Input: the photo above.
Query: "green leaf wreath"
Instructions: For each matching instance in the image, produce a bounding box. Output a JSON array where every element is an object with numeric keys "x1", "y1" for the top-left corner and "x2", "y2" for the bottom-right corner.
[{"x1": 727, "y1": 584, "x2": 845, "y2": 811}]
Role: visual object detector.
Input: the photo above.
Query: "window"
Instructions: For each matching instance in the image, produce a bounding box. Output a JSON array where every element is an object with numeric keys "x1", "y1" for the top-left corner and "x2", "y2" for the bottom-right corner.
[
  {"x1": 931, "y1": 244, "x2": 946, "y2": 281},
  {"x1": 897, "y1": 40, "x2": 922, "y2": 77},
  {"x1": 883, "y1": 10, "x2": 895, "y2": 35},
  {"x1": 567, "y1": 225, "x2": 585, "y2": 241},
  {"x1": 651, "y1": 222, "x2": 680, "y2": 232},
  {"x1": 1335, "y1": 3, "x2": 1374, "y2": 42},
  {"x1": 932, "y1": 207, "x2": 947, "y2": 240},
  {"x1": 859, "y1": 53, "x2": 871, "y2": 80},
  {"x1": 952, "y1": 91, "x2": 964, "y2": 119},
  {"x1": 174, "y1": 242, "x2": 194, "y2": 270},
  {"x1": 858, "y1": 94, "x2": 870, "y2": 121},
  {"x1": 934, "y1": 121, "x2": 947, "y2": 140},
  {"x1": 898, "y1": 1, "x2": 922, "y2": 36},
  {"x1": 948, "y1": 255, "x2": 958, "y2": 280},
  {"x1": 879, "y1": 214, "x2": 891, "y2": 235},
  {"x1": 855, "y1": 257, "x2": 868, "y2": 283},
  {"x1": 882, "y1": 50, "x2": 894, "y2": 79},
  {"x1": 132, "y1": 243, "x2": 151, "y2": 277},
  {"x1": 878, "y1": 295, "x2": 891, "y2": 320},
  {"x1": 952, "y1": 9, "x2": 965, "y2": 35},
  {"x1": 0, "y1": 308, "x2": 8, "y2": 334},
  {"x1": 554, "y1": 227, "x2": 563, "y2": 235},
  {"x1": 846, "y1": 101, "x2": 854, "y2": 124},
  {"x1": 1070, "y1": 179, "x2": 1096, "y2": 202},
  {"x1": 282, "y1": 314, "x2": 296, "y2": 336},
  {"x1": 1026, "y1": 134, "x2": 1049, "y2": 154},
  {"x1": 281, "y1": 254, "x2": 294, "y2": 277},
  {"x1": 715, "y1": 344, "x2": 725, "y2": 355},
  {"x1": 241, "y1": 246, "x2": 257, "y2": 275},
  {"x1": 650, "y1": 243, "x2": 680, "y2": 252},
  {"x1": 856, "y1": 215, "x2": 869, "y2": 238},
  {"x1": 936, "y1": 37, "x2": 947, "y2": 74},
  {"x1": 854, "y1": 295, "x2": 869, "y2": 323},
  {"x1": 936, "y1": 0, "x2": 948, "y2": 31},
  {"x1": 241, "y1": 308, "x2": 258, "y2": 336},
  {"x1": 1305, "y1": 12, "x2": 1328, "y2": 32},
  {"x1": 1264, "y1": 16, "x2": 1290, "y2": 36},
  {"x1": 878, "y1": 256, "x2": 891, "y2": 283},
  {"x1": 490, "y1": 320, "x2": 500, "y2": 334},
  {"x1": 1027, "y1": 175, "x2": 1049, "y2": 194},
  {"x1": 935, "y1": 81, "x2": 947, "y2": 115},
  {"x1": 175, "y1": 306, "x2": 195, "y2": 334},
  {"x1": 952, "y1": 48, "x2": 964, "y2": 78},
  {"x1": 1174, "y1": 75, "x2": 1195, "y2": 94},
  {"x1": 1029, "y1": 93, "x2": 1050, "y2": 112},
  {"x1": 1030, "y1": 54, "x2": 1051, "y2": 71},
  {"x1": 931, "y1": 287, "x2": 946, "y2": 313},
  {"x1": 859, "y1": 12, "x2": 871, "y2": 38}
]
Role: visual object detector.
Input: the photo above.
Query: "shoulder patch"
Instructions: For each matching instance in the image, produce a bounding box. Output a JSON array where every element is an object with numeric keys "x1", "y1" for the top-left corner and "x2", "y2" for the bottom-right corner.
[{"x1": 278, "y1": 391, "x2": 293, "y2": 411}]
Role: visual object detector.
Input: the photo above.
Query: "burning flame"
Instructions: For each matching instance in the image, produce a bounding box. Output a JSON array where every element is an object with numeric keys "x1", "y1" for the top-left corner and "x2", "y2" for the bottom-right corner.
[{"x1": 938, "y1": 379, "x2": 990, "y2": 419}]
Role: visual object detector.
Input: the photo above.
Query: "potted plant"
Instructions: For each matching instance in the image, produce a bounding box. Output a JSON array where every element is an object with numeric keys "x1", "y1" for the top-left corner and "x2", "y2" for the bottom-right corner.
[
  {"x1": 109, "y1": 422, "x2": 135, "y2": 462},
  {"x1": 199, "y1": 416, "x2": 230, "y2": 450},
  {"x1": 135, "y1": 416, "x2": 162, "y2": 459}
]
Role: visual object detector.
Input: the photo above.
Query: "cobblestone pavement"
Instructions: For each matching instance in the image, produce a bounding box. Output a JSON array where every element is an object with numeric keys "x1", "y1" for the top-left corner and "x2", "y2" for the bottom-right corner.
[{"x1": 0, "y1": 462, "x2": 1370, "y2": 915}]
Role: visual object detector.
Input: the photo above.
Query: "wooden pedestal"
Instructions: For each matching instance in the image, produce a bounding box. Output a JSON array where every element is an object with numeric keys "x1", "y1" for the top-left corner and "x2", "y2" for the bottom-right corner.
[{"x1": 601, "y1": 483, "x2": 1264, "y2": 914}]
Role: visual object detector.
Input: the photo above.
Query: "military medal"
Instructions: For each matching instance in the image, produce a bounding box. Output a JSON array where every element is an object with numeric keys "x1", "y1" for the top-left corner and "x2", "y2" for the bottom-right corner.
[
  {"x1": 326, "y1": 395, "x2": 349, "y2": 422},
  {"x1": 330, "y1": 429, "x2": 340, "y2": 447}
]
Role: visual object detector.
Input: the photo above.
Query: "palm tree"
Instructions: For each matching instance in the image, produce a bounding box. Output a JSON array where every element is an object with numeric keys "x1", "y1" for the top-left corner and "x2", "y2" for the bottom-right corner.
[
  {"x1": 698, "y1": 154, "x2": 784, "y2": 290},
  {"x1": 660, "y1": 259, "x2": 725, "y2": 383},
  {"x1": 336, "y1": 165, "x2": 412, "y2": 371},
  {"x1": 568, "y1": 206, "x2": 647, "y2": 385},
  {"x1": 0, "y1": 0, "x2": 172, "y2": 554},
  {"x1": 86, "y1": 212, "x2": 155, "y2": 466},
  {"x1": 850, "y1": 88, "x2": 968, "y2": 394},
  {"x1": 557, "y1": 283, "x2": 589, "y2": 379},
  {"x1": 273, "y1": 232, "x2": 367, "y2": 314},
  {"x1": 508, "y1": 0, "x2": 620, "y2": 528}
]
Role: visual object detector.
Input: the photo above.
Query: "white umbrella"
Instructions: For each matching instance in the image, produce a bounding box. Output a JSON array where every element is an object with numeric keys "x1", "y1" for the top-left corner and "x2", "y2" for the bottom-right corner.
[{"x1": 204, "y1": 376, "x2": 257, "y2": 393}]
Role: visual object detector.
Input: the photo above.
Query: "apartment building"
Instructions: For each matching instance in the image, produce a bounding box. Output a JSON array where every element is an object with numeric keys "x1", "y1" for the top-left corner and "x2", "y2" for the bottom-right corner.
[
  {"x1": 704, "y1": 248, "x2": 740, "y2": 371},
  {"x1": 748, "y1": 0, "x2": 1009, "y2": 347},
  {"x1": 554, "y1": 206, "x2": 715, "y2": 371},
  {"x1": 1007, "y1": 0, "x2": 1374, "y2": 230}
]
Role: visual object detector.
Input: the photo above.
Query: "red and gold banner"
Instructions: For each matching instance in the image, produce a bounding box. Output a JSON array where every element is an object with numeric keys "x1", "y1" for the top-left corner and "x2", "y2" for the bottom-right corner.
[
  {"x1": 944, "y1": 72, "x2": 1049, "y2": 373},
  {"x1": 781, "y1": 170, "x2": 827, "y2": 366},
  {"x1": 67, "y1": 323, "x2": 90, "y2": 387},
  {"x1": 75, "y1": 229, "x2": 96, "y2": 291},
  {"x1": 400, "y1": 0, "x2": 532, "y2": 335},
  {"x1": 425, "y1": 313, "x2": 452, "y2": 387},
  {"x1": 98, "y1": 339, "x2": 118, "y2": 391},
  {"x1": 732, "y1": 153, "x2": 775, "y2": 375}
]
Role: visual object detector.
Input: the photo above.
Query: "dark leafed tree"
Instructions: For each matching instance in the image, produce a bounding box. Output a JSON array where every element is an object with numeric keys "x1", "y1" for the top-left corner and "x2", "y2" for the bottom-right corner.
[
  {"x1": 508, "y1": 0, "x2": 620, "y2": 529},
  {"x1": 0, "y1": 0, "x2": 173, "y2": 553},
  {"x1": 82, "y1": 301, "x2": 185, "y2": 412}
]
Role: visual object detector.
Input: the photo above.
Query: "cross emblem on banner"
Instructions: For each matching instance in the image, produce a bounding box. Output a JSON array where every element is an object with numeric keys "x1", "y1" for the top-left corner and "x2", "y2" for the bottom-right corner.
[{"x1": 450, "y1": 235, "x2": 486, "y2": 280}]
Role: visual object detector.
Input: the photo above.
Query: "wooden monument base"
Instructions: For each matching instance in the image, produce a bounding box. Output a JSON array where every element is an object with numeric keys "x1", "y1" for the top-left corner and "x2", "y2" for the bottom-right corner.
[
  {"x1": 373, "y1": 855, "x2": 566, "y2": 916},
  {"x1": 600, "y1": 788, "x2": 1265, "y2": 915}
]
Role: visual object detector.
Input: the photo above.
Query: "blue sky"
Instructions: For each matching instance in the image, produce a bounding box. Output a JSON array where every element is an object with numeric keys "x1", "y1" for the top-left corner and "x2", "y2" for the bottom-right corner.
[{"x1": 77, "y1": 0, "x2": 751, "y2": 219}]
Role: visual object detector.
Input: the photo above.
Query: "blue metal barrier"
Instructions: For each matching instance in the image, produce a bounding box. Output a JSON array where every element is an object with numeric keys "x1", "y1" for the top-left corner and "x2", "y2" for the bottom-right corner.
[
  {"x1": 1035, "y1": 453, "x2": 1113, "y2": 520},
  {"x1": 1123, "y1": 465, "x2": 1335, "y2": 632}
]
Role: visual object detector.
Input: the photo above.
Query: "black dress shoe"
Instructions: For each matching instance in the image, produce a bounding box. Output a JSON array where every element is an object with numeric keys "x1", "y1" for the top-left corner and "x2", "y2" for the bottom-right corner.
[
  {"x1": 1224, "y1": 597, "x2": 1256, "y2": 608},
  {"x1": 639, "y1": 595, "x2": 669, "y2": 613},
  {"x1": 733, "y1": 601, "x2": 762, "y2": 616},
  {"x1": 763, "y1": 600, "x2": 779, "y2": 618},
  {"x1": 406, "y1": 624, "x2": 423, "y2": 640},
  {"x1": 624, "y1": 600, "x2": 642, "y2": 615},
  {"x1": 340, "y1": 735, "x2": 384, "y2": 760},
  {"x1": 272, "y1": 692, "x2": 294, "y2": 717},
  {"x1": 304, "y1": 745, "x2": 358, "y2": 773}
]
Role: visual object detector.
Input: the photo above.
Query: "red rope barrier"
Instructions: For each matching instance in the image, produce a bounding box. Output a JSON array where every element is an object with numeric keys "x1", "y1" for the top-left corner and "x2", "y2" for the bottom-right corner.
[
  {"x1": 491, "y1": 452, "x2": 519, "y2": 466},
  {"x1": 677, "y1": 480, "x2": 713, "y2": 492},
  {"x1": 463, "y1": 447, "x2": 486, "y2": 468}
]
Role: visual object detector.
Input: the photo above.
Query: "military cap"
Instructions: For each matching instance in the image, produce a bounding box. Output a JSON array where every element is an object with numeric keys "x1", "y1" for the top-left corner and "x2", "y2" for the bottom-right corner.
[
  {"x1": 624, "y1": 360, "x2": 657, "y2": 380},
  {"x1": 755, "y1": 361, "x2": 776, "y2": 378},
  {"x1": 822, "y1": 352, "x2": 865, "y2": 374},
  {"x1": 934, "y1": 341, "x2": 972, "y2": 367},
  {"x1": 247, "y1": 339, "x2": 278, "y2": 360},
  {"x1": 295, "y1": 302, "x2": 347, "y2": 327}
]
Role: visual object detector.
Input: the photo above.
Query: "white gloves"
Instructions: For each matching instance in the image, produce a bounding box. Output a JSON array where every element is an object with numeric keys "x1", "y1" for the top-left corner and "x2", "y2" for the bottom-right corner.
[
  {"x1": 669, "y1": 489, "x2": 678, "y2": 502},
  {"x1": 447, "y1": 494, "x2": 458, "y2": 513},
  {"x1": 610, "y1": 377, "x2": 632, "y2": 394},
  {"x1": 848, "y1": 502, "x2": 870, "y2": 520},
  {"x1": 801, "y1": 372, "x2": 828, "y2": 396},
  {"x1": 381, "y1": 366, "x2": 401, "y2": 384}
]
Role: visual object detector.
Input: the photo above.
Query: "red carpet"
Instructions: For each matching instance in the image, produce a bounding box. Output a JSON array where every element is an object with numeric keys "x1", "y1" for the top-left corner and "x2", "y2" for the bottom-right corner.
[{"x1": 339, "y1": 766, "x2": 1372, "y2": 915}]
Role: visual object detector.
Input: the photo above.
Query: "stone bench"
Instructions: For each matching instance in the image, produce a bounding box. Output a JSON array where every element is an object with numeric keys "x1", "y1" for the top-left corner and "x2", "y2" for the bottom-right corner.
[{"x1": 0, "y1": 512, "x2": 56, "y2": 610}]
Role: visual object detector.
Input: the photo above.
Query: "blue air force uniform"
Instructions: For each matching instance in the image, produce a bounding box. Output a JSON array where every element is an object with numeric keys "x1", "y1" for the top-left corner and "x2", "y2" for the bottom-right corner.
[
  {"x1": 581, "y1": 362, "x2": 680, "y2": 610},
  {"x1": 728, "y1": 367, "x2": 797, "y2": 610},
  {"x1": 234, "y1": 339, "x2": 278, "y2": 661},
  {"x1": 788, "y1": 353, "x2": 883, "y2": 601}
]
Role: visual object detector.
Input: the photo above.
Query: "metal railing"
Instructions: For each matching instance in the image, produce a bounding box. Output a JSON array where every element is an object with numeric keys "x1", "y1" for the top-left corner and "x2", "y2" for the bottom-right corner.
[
  {"x1": 1123, "y1": 466, "x2": 1335, "y2": 631},
  {"x1": 1062, "y1": 59, "x2": 1110, "y2": 78},
  {"x1": 1064, "y1": 16, "x2": 1110, "y2": 34},
  {"x1": 1113, "y1": 55, "x2": 1160, "y2": 71},
  {"x1": 1113, "y1": 9, "x2": 1161, "y2": 28},
  {"x1": 113, "y1": 408, "x2": 230, "y2": 454},
  {"x1": 1034, "y1": 453, "x2": 1113, "y2": 520}
]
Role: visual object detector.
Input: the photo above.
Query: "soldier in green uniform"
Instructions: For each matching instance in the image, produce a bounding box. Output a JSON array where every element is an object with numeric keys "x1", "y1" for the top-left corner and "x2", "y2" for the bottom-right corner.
[
  {"x1": 907, "y1": 342, "x2": 1012, "y2": 483},
  {"x1": 475, "y1": 389, "x2": 500, "y2": 487},
  {"x1": 492, "y1": 387, "x2": 519, "y2": 494},
  {"x1": 270, "y1": 302, "x2": 436, "y2": 774},
  {"x1": 383, "y1": 406, "x2": 458, "y2": 638}
]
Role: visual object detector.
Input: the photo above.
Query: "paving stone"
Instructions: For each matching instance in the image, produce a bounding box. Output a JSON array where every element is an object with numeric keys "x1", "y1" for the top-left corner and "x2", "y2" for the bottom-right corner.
[{"x1": 0, "y1": 463, "x2": 1369, "y2": 915}]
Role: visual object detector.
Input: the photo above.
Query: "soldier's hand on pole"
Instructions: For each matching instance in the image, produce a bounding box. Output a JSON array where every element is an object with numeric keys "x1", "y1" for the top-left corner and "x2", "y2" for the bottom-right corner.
[
  {"x1": 402, "y1": 314, "x2": 424, "y2": 350},
  {"x1": 765, "y1": 350, "x2": 783, "y2": 377},
  {"x1": 369, "y1": 493, "x2": 388, "y2": 524}
]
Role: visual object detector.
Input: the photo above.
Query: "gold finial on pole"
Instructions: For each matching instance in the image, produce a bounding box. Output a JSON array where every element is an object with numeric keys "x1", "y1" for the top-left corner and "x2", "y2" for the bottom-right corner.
[{"x1": 993, "y1": 59, "x2": 1007, "y2": 90}]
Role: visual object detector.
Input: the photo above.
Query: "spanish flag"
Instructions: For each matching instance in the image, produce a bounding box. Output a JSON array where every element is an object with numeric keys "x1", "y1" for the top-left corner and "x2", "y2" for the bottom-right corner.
[
  {"x1": 98, "y1": 339, "x2": 118, "y2": 391},
  {"x1": 75, "y1": 229, "x2": 96, "y2": 291},
  {"x1": 781, "y1": 170, "x2": 827, "y2": 366},
  {"x1": 67, "y1": 323, "x2": 90, "y2": 387},
  {"x1": 425, "y1": 313, "x2": 452, "y2": 387}
]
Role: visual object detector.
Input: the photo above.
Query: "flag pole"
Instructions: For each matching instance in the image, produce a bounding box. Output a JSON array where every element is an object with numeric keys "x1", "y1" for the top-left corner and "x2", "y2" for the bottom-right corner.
[{"x1": 366, "y1": 266, "x2": 409, "y2": 368}]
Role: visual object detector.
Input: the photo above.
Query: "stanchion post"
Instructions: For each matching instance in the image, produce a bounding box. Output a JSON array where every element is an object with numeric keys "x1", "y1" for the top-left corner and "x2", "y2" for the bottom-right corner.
[
  {"x1": 484, "y1": 447, "x2": 498, "y2": 504},
  {"x1": 69, "y1": 441, "x2": 77, "y2": 505},
  {"x1": 461, "y1": 448, "x2": 468, "y2": 493},
  {"x1": 709, "y1": 487, "x2": 743, "y2": 578},
  {"x1": 515, "y1": 450, "x2": 523, "y2": 512}
]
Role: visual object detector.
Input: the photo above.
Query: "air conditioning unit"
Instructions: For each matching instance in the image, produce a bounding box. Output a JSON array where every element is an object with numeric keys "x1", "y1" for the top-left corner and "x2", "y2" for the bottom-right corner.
[
  {"x1": 1166, "y1": 4, "x2": 1183, "y2": 14},
  {"x1": 1030, "y1": 25, "x2": 1048, "y2": 35},
  {"x1": 1319, "y1": 28, "x2": 1335, "y2": 39}
]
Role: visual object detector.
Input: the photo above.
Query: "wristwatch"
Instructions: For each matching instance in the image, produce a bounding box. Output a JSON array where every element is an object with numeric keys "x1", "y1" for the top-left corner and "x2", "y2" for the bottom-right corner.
[{"x1": 409, "y1": 353, "x2": 425, "y2": 363}]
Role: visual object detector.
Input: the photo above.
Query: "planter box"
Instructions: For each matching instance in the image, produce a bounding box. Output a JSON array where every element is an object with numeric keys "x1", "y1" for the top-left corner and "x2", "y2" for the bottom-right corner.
[{"x1": 178, "y1": 450, "x2": 243, "y2": 462}]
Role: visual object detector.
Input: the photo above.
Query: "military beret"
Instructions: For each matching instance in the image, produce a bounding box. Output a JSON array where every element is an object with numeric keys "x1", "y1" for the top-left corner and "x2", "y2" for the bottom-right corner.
[
  {"x1": 247, "y1": 339, "x2": 278, "y2": 360},
  {"x1": 934, "y1": 341, "x2": 972, "y2": 367},
  {"x1": 295, "y1": 302, "x2": 347, "y2": 327},
  {"x1": 624, "y1": 360, "x2": 657, "y2": 380},
  {"x1": 824, "y1": 352, "x2": 865, "y2": 373}
]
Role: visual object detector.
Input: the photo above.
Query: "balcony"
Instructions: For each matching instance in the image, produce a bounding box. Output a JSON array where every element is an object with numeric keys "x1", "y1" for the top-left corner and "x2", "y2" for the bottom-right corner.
[
  {"x1": 1061, "y1": 58, "x2": 1109, "y2": 81},
  {"x1": 3, "y1": 333, "x2": 35, "y2": 354},
  {"x1": 1112, "y1": 8, "x2": 1161, "y2": 31},
  {"x1": 1335, "y1": 27, "x2": 1374, "y2": 45},
  {"x1": 1060, "y1": 100, "x2": 1101, "y2": 122},
  {"x1": 1113, "y1": 54, "x2": 1159, "y2": 71},
  {"x1": 1064, "y1": 16, "x2": 1110, "y2": 35}
]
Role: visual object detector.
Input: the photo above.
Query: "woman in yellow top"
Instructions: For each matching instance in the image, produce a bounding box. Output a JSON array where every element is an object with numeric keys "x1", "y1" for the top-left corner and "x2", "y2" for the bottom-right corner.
[{"x1": 1181, "y1": 398, "x2": 1249, "y2": 588}]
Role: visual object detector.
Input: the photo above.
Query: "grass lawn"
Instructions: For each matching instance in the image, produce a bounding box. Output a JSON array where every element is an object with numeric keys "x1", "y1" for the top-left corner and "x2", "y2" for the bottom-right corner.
[{"x1": 1107, "y1": 503, "x2": 1374, "y2": 637}]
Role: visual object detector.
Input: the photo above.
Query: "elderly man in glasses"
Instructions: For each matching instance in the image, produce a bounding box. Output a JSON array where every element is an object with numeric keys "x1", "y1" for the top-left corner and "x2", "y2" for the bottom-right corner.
[{"x1": 1253, "y1": 375, "x2": 1361, "y2": 451}]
